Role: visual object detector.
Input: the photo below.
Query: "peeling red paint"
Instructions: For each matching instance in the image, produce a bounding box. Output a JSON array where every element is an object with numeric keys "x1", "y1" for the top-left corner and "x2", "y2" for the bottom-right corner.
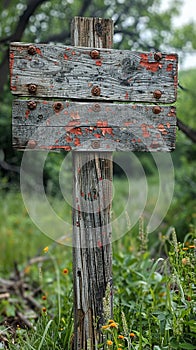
[
  {"x1": 167, "y1": 63, "x2": 173, "y2": 72},
  {"x1": 125, "y1": 91, "x2": 129, "y2": 99},
  {"x1": 166, "y1": 55, "x2": 177, "y2": 61},
  {"x1": 158, "y1": 124, "x2": 168, "y2": 134},
  {"x1": 25, "y1": 110, "x2": 30, "y2": 119},
  {"x1": 94, "y1": 133, "x2": 101, "y2": 138},
  {"x1": 96, "y1": 60, "x2": 102, "y2": 66},
  {"x1": 66, "y1": 136, "x2": 72, "y2": 142},
  {"x1": 140, "y1": 53, "x2": 163, "y2": 72},
  {"x1": 74, "y1": 137, "x2": 81, "y2": 146},
  {"x1": 64, "y1": 54, "x2": 69, "y2": 60},
  {"x1": 9, "y1": 52, "x2": 14, "y2": 89},
  {"x1": 166, "y1": 122, "x2": 171, "y2": 128},
  {"x1": 65, "y1": 122, "x2": 81, "y2": 132},
  {"x1": 97, "y1": 121, "x2": 108, "y2": 127},
  {"x1": 36, "y1": 48, "x2": 42, "y2": 55},
  {"x1": 101, "y1": 127, "x2": 113, "y2": 136}
]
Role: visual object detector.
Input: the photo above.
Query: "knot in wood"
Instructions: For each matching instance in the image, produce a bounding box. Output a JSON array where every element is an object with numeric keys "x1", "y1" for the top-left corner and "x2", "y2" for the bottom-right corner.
[
  {"x1": 28, "y1": 84, "x2": 37, "y2": 94},
  {"x1": 53, "y1": 102, "x2": 64, "y2": 112},
  {"x1": 28, "y1": 45, "x2": 37, "y2": 55},
  {"x1": 154, "y1": 52, "x2": 162, "y2": 61},
  {"x1": 153, "y1": 90, "x2": 162, "y2": 99},
  {"x1": 27, "y1": 101, "x2": 37, "y2": 110},
  {"x1": 152, "y1": 106, "x2": 162, "y2": 114},
  {"x1": 91, "y1": 86, "x2": 101, "y2": 96},
  {"x1": 95, "y1": 22, "x2": 103, "y2": 36}
]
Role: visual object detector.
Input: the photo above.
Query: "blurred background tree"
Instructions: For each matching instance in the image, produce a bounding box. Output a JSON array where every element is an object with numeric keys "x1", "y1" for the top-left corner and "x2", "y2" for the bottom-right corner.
[{"x1": 0, "y1": 0, "x2": 195, "y2": 237}]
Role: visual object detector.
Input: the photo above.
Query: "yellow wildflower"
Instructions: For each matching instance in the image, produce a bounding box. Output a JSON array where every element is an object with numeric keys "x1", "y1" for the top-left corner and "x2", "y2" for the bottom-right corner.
[
  {"x1": 43, "y1": 246, "x2": 49, "y2": 253},
  {"x1": 130, "y1": 332, "x2": 135, "y2": 337},
  {"x1": 63, "y1": 268, "x2": 69, "y2": 274},
  {"x1": 109, "y1": 322, "x2": 118, "y2": 328},
  {"x1": 42, "y1": 307, "x2": 47, "y2": 312},
  {"x1": 118, "y1": 335, "x2": 124, "y2": 339},
  {"x1": 107, "y1": 340, "x2": 113, "y2": 346}
]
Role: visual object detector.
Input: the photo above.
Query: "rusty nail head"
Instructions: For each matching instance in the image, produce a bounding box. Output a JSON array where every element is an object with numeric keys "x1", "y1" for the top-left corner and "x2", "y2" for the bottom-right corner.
[
  {"x1": 153, "y1": 90, "x2": 162, "y2": 99},
  {"x1": 90, "y1": 50, "x2": 100, "y2": 59},
  {"x1": 27, "y1": 101, "x2": 37, "y2": 110},
  {"x1": 53, "y1": 102, "x2": 64, "y2": 111},
  {"x1": 28, "y1": 45, "x2": 37, "y2": 55},
  {"x1": 92, "y1": 103, "x2": 101, "y2": 112},
  {"x1": 28, "y1": 84, "x2": 37, "y2": 94},
  {"x1": 91, "y1": 86, "x2": 101, "y2": 96},
  {"x1": 154, "y1": 52, "x2": 162, "y2": 61},
  {"x1": 91, "y1": 140, "x2": 100, "y2": 149},
  {"x1": 28, "y1": 140, "x2": 37, "y2": 149},
  {"x1": 152, "y1": 106, "x2": 162, "y2": 114}
]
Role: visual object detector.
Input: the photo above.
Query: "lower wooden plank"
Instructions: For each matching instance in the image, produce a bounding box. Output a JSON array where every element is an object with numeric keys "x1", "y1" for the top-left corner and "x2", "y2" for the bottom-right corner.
[{"x1": 12, "y1": 100, "x2": 176, "y2": 151}]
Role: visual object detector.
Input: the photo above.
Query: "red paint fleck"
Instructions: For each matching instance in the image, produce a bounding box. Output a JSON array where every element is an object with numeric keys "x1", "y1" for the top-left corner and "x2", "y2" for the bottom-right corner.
[
  {"x1": 74, "y1": 137, "x2": 81, "y2": 146},
  {"x1": 66, "y1": 136, "x2": 72, "y2": 143},
  {"x1": 97, "y1": 240, "x2": 103, "y2": 249},
  {"x1": 65, "y1": 122, "x2": 81, "y2": 132},
  {"x1": 158, "y1": 124, "x2": 167, "y2": 135},
  {"x1": 101, "y1": 127, "x2": 113, "y2": 136},
  {"x1": 72, "y1": 51, "x2": 76, "y2": 55},
  {"x1": 125, "y1": 91, "x2": 129, "y2": 100},
  {"x1": 140, "y1": 53, "x2": 148, "y2": 60},
  {"x1": 36, "y1": 48, "x2": 42, "y2": 55},
  {"x1": 99, "y1": 177, "x2": 102, "y2": 181},
  {"x1": 11, "y1": 86, "x2": 17, "y2": 91},
  {"x1": 97, "y1": 121, "x2": 108, "y2": 127},
  {"x1": 25, "y1": 110, "x2": 30, "y2": 119},
  {"x1": 96, "y1": 60, "x2": 102, "y2": 66},
  {"x1": 43, "y1": 101, "x2": 48, "y2": 104},
  {"x1": 166, "y1": 122, "x2": 171, "y2": 128},
  {"x1": 94, "y1": 133, "x2": 101, "y2": 138},
  {"x1": 64, "y1": 54, "x2": 69, "y2": 60},
  {"x1": 167, "y1": 63, "x2": 173, "y2": 71},
  {"x1": 165, "y1": 55, "x2": 177, "y2": 60}
]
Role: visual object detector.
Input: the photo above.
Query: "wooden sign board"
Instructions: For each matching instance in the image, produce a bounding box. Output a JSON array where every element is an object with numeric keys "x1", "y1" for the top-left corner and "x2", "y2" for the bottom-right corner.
[
  {"x1": 12, "y1": 100, "x2": 176, "y2": 151},
  {"x1": 10, "y1": 43, "x2": 178, "y2": 103},
  {"x1": 10, "y1": 42, "x2": 178, "y2": 151}
]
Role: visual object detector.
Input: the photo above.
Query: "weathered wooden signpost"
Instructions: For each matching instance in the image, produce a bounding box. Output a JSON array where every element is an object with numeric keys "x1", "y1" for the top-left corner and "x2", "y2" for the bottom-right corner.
[{"x1": 10, "y1": 16, "x2": 178, "y2": 349}]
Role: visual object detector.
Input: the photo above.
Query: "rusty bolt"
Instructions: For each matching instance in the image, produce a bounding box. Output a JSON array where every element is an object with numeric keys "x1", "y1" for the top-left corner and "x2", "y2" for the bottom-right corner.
[
  {"x1": 152, "y1": 106, "x2": 162, "y2": 114},
  {"x1": 92, "y1": 103, "x2": 101, "y2": 112},
  {"x1": 28, "y1": 84, "x2": 37, "y2": 94},
  {"x1": 154, "y1": 52, "x2": 162, "y2": 61},
  {"x1": 90, "y1": 50, "x2": 100, "y2": 59},
  {"x1": 153, "y1": 90, "x2": 162, "y2": 99},
  {"x1": 91, "y1": 86, "x2": 101, "y2": 96},
  {"x1": 91, "y1": 140, "x2": 100, "y2": 149},
  {"x1": 27, "y1": 100, "x2": 37, "y2": 110},
  {"x1": 53, "y1": 102, "x2": 64, "y2": 112},
  {"x1": 28, "y1": 140, "x2": 37, "y2": 149},
  {"x1": 28, "y1": 45, "x2": 37, "y2": 55}
]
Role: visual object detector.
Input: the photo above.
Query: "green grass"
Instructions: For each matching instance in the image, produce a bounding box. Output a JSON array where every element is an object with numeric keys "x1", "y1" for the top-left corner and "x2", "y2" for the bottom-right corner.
[{"x1": 0, "y1": 180, "x2": 195, "y2": 349}]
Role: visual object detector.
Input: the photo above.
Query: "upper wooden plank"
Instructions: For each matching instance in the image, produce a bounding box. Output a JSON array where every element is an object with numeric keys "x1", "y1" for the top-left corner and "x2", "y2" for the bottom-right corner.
[{"x1": 10, "y1": 43, "x2": 178, "y2": 103}]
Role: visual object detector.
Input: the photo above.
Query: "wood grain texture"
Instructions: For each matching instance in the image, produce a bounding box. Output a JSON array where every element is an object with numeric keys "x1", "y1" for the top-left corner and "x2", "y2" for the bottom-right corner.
[
  {"x1": 71, "y1": 17, "x2": 114, "y2": 350},
  {"x1": 10, "y1": 43, "x2": 178, "y2": 103},
  {"x1": 12, "y1": 100, "x2": 176, "y2": 151}
]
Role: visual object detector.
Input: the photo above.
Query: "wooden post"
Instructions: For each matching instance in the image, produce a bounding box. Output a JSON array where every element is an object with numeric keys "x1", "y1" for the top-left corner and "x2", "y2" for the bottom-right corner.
[{"x1": 72, "y1": 17, "x2": 114, "y2": 349}]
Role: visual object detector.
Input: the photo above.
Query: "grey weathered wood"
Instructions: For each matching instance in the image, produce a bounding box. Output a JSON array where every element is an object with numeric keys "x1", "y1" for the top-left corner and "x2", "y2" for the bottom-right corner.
[
  {"x1": 72, "y1": 17, "x2": 113, "y2": 350},
  {"x1": 12, "y1": 100, "x2": 176, "y2": 151},
  {"x1": 10, "y1": 43, "x2": 178, "y2": 103}
]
